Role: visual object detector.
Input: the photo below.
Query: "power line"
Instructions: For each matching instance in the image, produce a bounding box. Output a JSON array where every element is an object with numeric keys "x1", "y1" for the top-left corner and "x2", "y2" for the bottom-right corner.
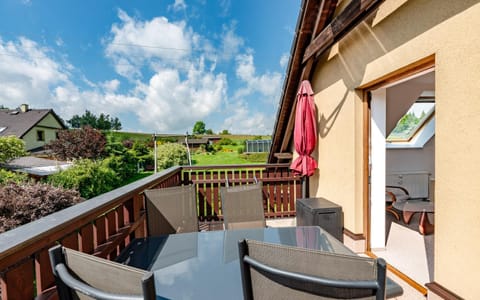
[{"x1": 109, "y1": 42, "x2": 191, "y2": 52}]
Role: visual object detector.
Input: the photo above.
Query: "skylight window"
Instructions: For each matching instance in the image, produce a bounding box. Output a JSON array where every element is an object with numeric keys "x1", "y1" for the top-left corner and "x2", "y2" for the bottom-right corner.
[{"x1": 387, "y1": 97, "x2": 435, "y2": 142}]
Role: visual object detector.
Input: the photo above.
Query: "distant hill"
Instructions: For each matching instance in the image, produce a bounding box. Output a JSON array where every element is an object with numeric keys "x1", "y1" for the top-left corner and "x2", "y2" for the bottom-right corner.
[{"x1": 107, "y1": 131, "x2": 270, "y2": 142}]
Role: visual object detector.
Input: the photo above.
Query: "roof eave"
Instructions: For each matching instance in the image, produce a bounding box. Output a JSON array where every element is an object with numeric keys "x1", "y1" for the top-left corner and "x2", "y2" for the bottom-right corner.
[{"x1": 268, "y1": 0, "x2": 317, "y2": 163}]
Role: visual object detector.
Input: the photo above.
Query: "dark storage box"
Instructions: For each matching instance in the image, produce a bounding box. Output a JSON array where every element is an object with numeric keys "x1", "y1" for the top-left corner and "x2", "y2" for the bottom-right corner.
[{"x1": 296, "y1": 198, "x2": 343, "y2": 242}]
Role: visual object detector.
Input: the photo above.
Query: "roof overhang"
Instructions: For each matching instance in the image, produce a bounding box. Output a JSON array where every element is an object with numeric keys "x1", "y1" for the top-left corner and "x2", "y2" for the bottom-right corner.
[{"x1": 268, "y1": 0, "x2": 386, "y2": 163}]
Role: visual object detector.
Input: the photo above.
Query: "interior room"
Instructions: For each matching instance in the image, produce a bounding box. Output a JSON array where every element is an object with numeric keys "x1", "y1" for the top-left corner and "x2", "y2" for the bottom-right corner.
[{"x1": 370, "y1": 70, "x2": 435, "y2": 287}]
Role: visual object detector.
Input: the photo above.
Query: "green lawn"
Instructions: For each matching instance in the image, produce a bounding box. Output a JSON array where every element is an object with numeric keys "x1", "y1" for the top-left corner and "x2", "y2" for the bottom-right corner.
[
  {"x1": 124, "y1": 171, "x2": 154, "y2": 184},
  {"x1": 192, "y1": 145, "x2": 268, "y2": 165},
  {"x1": 106, "y1": 131, "x2": 153, "y2": 142},
  {"x1": 105, "y1": 131, "x2": 270, "y2": 166}
]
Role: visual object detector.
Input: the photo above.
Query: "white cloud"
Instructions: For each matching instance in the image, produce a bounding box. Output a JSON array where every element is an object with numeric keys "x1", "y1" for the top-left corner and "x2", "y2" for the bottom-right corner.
[
  {"x1": 218, "y1": 0, "x2": 231, "y2": 17},
  {"x1": 280, "y1": 52, "x2": 290, "y2": 69},
  {"x1": 0, "y1": 8, "x2": 282, "y2": 135},
  {"x1": 170, "y1": 0, "x2": 187, "y2": 12},
  {"x1": 0, "y1": 36, "x2": 143, "y2": 124},
  {"x1": 55, "y1": 37, "x2": 64, "y2": 47},
  {"x1": 219, "y1": 23, "x2": 243, "y2": 61},
  {"x1": 137, "y1": 63, "x2": 227, "y2": 132},
  {"x1": 52, "y1": 80, "x2": 143, "y2": 121},
  {"x1": 102, "y1": 79, "x2": 120, "y2": 92},
  {"x1": 105, "y1": 10, "x2": 194, "y2": 79},
  {"x1": 221, "y1": 101, "x2": 273, "y2": 135},
  {"x1": 0, "y1": 37, "x2": 68, "y2": 108},
  {"x1": 234, "y1": 52, "x2": 282, "y2": 104}
]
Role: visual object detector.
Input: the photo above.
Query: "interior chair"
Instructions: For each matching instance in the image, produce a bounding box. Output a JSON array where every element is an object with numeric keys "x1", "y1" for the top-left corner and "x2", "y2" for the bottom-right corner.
[
  {"x1": 385, "y1": 185, "x2": 410, "y2": 221},
  {"x1": 220, "y1": 181, "x2": 266, "y2": 230},
  {"x1": 144, "y1": 184, "x2": 198, "y2": 236},
  {"x1": 238, "y1": 239, "x2": 387, "y2": 300},
  {"x1": 49, "y1": 245, "x2": 155, "y2": 300}
]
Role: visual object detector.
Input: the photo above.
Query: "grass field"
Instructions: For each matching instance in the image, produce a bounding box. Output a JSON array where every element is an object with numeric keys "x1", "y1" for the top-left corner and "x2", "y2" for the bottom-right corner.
[
  {"x1": 107, "y1": 131, "x2": 270, "y2": 165},
  {"x1": 191, "y1": 145, "x2": 268, "y2": 165},
  {"x1": 124, "y1": 171, "x2": 154, "y2": 184}
]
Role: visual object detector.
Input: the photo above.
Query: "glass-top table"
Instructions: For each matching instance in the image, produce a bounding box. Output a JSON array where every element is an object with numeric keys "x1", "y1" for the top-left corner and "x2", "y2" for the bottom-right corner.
[{"x1": 116, "y1": 226, "x2": 403, "y2": 299}]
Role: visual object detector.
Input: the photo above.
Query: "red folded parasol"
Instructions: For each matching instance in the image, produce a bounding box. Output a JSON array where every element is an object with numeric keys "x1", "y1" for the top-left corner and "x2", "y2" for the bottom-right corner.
[{"x1": 290, "y1": 80, "x2": 317, "y2": 177}]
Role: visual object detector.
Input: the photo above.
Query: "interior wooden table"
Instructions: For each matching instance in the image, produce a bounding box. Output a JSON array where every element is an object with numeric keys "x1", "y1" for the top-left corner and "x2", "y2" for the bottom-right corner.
[{"x1": 393, "y1": 200, "x2": 435, "y2": 235}]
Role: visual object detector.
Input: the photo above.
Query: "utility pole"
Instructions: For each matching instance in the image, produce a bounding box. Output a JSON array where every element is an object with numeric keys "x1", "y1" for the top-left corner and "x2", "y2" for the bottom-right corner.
[
  {"x1": 185, "y1": 131, "x2": 192, "y2": 166},
  {"x1": 153, "y1": 133, "x2": 157, "y2": 173}
]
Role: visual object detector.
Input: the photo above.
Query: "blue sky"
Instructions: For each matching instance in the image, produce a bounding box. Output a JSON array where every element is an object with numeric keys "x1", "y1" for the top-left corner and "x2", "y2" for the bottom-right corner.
[{"x1": 0, "y1": 0, "x2": 301, "y2": 134}]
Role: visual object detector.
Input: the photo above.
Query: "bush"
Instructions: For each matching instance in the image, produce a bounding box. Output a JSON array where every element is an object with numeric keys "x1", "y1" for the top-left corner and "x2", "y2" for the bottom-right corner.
[
  {"x1": 122, "y1": 139, "x2": 134, "y2": 149},
  {"x1": 0, "y1": 182, "x2": 83, "y2": 233},
  {"x1": 217, "y1": 138, "x2": 235, "y2": 145},
  {"x1": 103, "y1": 151, "x2": 138, "y2": 181},
  {"x1": 0, "y1": 169, "x2": 29, "y2": 184},
  {"x1": 239, "y1": 152, "x2": 268, "y2": 163},
  {"x1": 46, "y1": 127, "x2": 106, "y2": 160},
  {"x1": 132, "y1": 141, "x2": 153, "y2": 168},
  {"x1": 47, "y1": 159, "x2": 119, "y2": 199},
  {"x1": 104, "y1": 141, "x2": 125, "y2": 156},
  {"x1": 156, "y1": 143, "x2": 189, "y2": 169},
  {"x1": 0, "y1": 136, "x2": 27, "y2": 163}
]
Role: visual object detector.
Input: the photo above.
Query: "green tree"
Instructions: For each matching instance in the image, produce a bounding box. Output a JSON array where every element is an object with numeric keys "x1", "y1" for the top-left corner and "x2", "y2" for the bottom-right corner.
[
  {"x1": 67, "y1": 110, "x2": 122, "y2": 130},
  {"x1": 110, "y1": 117, "x2": 122, "y2": 130},
  {"x1": 193, "y1": 121, "x2": 206, "y2": 135},
  {"x1": 0, "y1": 136, "x2": 27, "y2": 163},
  {"x1": 205, "y1": 129, "x2": 214, "y2": 134},
  {"x1": 391, "y1": 112, "x2": 421, "y2": 137},
  {"x1": 96, "y1": 113, "x2": 110, "y2": 130},
  {"x1": 220, "y1": 129, "x2": 230, "y2": 135},
  {"x1": 156, "y1": 143, "x2": 188, "y2": 169},
  {"x1": 68, "y1": 110, "x2": 97, "y2": 128}
]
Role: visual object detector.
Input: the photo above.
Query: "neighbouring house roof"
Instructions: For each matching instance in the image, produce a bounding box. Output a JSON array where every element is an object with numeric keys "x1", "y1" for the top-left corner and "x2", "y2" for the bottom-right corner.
[
  {"x1": 0, "y1": 108, "x2": 66, "y2": 138},
  {"x1": 181, "y1": 137, "x2": 210, "y2": 145},
  {"x1": 269, "y1": 0, "x2": 385, "y2": 163},
  {"x1": 3, "y1": 156, "x2": 72, "y2": 177}
]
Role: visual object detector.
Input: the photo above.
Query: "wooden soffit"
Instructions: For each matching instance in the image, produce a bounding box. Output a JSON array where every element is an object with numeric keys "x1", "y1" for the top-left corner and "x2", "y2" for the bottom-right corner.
[
  {"x1": 269, "y1": 0, "x2": 338, "y2": 163},
  {"x1": 269, "y1": 0, "x2": 386, "y2": 163}
]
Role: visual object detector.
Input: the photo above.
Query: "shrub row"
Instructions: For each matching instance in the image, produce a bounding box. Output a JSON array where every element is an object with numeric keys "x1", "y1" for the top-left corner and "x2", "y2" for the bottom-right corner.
[{"x1": 0, "y1": 182, "x2": 83, "y2": 233}]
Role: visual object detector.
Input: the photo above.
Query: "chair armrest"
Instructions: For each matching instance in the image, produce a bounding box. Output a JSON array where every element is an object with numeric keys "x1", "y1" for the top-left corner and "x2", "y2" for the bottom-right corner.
[
  {"x1": 386, "y1": 185, "x2": 410, "y2": 196},
  {"x1": 385, "y1": 191, "x2": 398, "y2": 203}
]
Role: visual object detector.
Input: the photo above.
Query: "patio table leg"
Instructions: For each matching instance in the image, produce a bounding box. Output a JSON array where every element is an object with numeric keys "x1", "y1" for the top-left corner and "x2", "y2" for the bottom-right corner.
[
  {"x1": 419, "y1": 210, "x2": 434, "y2": 235},
  {"x1": 402, "y1": 211, "x2": 415, "y2": 224}
]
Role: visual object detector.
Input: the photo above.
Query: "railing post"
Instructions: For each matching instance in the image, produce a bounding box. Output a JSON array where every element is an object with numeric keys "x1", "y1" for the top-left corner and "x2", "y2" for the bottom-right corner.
[
  {"x1": 35, "y1": 247, "x2": 55, "y2": 295},
  {"x1": 133, "y1": 193, "x2": 146, "y2": 238},
  {"x1": 1, "y1": 259, "x2": 35, "y2": 300}
]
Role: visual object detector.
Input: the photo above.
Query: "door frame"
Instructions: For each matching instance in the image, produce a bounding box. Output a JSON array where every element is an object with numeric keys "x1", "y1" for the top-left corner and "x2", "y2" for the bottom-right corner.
[{"x1": 360, "y1": 55, "x2": 436, "y2": 251}]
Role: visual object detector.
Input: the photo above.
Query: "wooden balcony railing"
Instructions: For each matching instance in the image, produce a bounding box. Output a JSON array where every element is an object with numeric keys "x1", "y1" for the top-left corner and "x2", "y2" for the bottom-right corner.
[
  {"x1": 184, "y1": 164, "x2": 301, "y2": 219},
  {"x1": 0, "y1": 164, "x2": 299, "y2": 299}
]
